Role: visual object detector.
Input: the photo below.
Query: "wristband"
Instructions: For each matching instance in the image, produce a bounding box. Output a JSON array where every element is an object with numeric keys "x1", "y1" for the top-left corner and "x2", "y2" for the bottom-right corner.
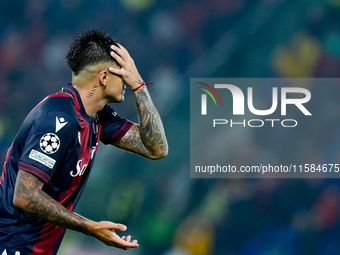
[{"x1": 133, "y1": 81, "x2": 154, "y2": 92}]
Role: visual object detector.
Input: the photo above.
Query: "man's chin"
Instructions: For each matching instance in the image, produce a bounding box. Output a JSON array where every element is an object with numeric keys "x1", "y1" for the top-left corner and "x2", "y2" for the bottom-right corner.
[
  {"x1": 115, "y1": 96, "x2": 124, "y2": 103},
  {"x1": 108, "y1": 96, "x2": 124, "y2": 103}
]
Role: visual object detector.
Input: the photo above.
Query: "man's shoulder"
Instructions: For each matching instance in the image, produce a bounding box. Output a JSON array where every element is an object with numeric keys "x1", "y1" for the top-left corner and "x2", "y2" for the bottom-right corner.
[
  {"x1": 28, "y1": 92, "x2": 78, "y2": 128},
  {"x1": 43, "y1": 91, "x2": 75, "y2": 111}
]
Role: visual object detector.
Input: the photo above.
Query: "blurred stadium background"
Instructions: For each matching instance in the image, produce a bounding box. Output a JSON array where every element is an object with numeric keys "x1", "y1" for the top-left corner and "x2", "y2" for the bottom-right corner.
[{"x1": 1, "y1": 0, "x2": 340, "y2": 254}]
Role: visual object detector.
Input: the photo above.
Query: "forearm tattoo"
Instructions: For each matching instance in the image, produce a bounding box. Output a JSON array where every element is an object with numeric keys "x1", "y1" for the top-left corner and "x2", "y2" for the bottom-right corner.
[
  {"x1": 14, "y1": 170, "x2": 91, "y2": 235},
  {"x1": 134, "y1": 86, "x2": 167, "y2": 156}
]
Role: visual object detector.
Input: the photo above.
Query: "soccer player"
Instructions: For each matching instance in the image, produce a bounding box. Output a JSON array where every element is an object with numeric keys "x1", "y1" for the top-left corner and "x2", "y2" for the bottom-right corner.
[{"x1": 0, "y1": 30, "x2": 168, "y2": 255}]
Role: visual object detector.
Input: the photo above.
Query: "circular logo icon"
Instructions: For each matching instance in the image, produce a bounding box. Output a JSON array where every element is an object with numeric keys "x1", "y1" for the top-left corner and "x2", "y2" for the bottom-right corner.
[{"x1": 40, "y1": 133, "x2": 60, "y2": 154}]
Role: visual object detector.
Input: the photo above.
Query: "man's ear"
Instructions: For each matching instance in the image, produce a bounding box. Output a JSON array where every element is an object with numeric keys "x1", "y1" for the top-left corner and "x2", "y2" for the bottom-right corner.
[{"x1": 98, "y1": 70, "x2": 108, "y2": 86}]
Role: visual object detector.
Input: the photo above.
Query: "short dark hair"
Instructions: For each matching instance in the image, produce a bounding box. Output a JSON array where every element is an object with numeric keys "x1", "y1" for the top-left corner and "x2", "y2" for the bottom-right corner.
[{"x1": 66, "y1": 29, "x2": 119, "y2": 75}]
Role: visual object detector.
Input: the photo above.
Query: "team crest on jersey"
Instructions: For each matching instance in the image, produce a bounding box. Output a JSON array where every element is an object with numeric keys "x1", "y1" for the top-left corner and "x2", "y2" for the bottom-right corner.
[
  {"x1": 40, "y1": 133, "x2": 60, "y2": 154},
  {"x1": 29, "y1": 149, "x2": 56, "y2": 169}
]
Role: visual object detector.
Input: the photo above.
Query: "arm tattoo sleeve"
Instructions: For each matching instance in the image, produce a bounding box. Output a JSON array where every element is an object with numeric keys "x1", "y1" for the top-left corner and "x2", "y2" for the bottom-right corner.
[
  {"x1": 134, "y1": 86, "x2": 168, "y2": 157},
  {"x1": 14, "y1": 170, "x2": 92, "y2": 235}
]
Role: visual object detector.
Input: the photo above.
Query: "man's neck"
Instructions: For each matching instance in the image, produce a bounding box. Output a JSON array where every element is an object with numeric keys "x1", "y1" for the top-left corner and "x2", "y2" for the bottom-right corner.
[
  {"x1": 73, "y1": 84, "x2": 107, "y2": 116},
  {"x1": 71, "y1": 65, "x2": 111, "y2": 116},
  {"x1": 71, "y1": 74, "x2": 108, "y2": 117}
]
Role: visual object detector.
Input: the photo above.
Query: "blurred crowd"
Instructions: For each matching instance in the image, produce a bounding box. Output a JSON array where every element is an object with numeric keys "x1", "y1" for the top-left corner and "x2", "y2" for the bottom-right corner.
[{"x1": 2, "y1": 0, "x2": 340, "y2": 254}]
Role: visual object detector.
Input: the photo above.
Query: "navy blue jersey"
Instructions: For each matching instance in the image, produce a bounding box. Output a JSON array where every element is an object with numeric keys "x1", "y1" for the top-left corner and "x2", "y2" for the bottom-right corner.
[{"x1": 0, "y1": 84, "x2": 133, "y2": 255}]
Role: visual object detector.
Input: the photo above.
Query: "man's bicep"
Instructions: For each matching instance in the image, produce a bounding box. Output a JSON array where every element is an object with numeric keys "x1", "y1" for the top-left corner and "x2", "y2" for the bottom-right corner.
[{"x1": 111, "y1": 124, "x2": 153, "y2": 158}]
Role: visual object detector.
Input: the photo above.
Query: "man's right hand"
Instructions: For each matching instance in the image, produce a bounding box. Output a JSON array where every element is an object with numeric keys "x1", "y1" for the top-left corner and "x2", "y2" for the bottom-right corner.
[
  {"x1": 88, "y1": 221, "x2": 139, "y2": 250},
  {"x1": 13, "y1": 170, "x2": 139, "y2": 251}
]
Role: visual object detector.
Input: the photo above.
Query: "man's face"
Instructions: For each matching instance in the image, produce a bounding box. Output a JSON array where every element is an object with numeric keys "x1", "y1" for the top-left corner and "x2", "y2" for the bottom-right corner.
[{"x1": 105, "y1": 71, "x2": 126, "y2": 103}]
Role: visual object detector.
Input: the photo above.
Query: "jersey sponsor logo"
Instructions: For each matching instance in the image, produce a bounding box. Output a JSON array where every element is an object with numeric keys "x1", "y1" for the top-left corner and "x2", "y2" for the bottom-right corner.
[
  {"x1": 70, "y1": 145, "x2": 97, "y2": 177},
  {"x1": 29, "y1": 149, "x2": 56, "y2": 169},
  {"x1": 90, "y1": 143, "x2": 98, "y2": 160},
  {"x1": 70, "y1": 159, "x2": 88, "y2": 177},
  {"x1": 56, "y1": 116, "x2": 68, "y2": 132},
  {"x1": 40, "y1": 133, "x2": 60, "y2": 154}
]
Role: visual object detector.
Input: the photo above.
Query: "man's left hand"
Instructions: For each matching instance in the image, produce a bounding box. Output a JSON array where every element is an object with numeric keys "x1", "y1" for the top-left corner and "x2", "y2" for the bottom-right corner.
[{"x1": 108, "y1": 44, "x2": 143, "y2": 91}]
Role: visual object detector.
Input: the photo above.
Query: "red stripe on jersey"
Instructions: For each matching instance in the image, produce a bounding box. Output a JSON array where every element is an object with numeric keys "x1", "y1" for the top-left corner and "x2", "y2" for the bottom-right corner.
[
  {"x1": 19, "y1": 161, "x2": 51, "y2": 183},
  {"x1": 47, "y1": 92, "x2": 73, "y2": 99},
  {"x1": 110, "y1": 120, "x2": 133, "y2": 142},
  {"x1": 0, "y1": 165, "x2": 4, "y2": 185},
  {"x1": 0, "y1": 142, "x2": 13, "y2": 185},
  {"x1": 65, "y1": 89, "x2": 77, "y2": 100}
]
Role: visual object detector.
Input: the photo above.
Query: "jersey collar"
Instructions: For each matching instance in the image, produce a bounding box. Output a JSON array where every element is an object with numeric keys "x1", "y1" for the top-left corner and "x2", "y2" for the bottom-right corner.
[{"x1": 63, "y1": 83, "x2": 92, "y2": 122}]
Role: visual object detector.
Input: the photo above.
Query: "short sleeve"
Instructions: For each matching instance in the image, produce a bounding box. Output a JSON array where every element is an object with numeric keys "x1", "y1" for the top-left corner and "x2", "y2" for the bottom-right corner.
[
  {"x1": 99, "y1": 105, "x2": 133, "y2": 145},
  {"x1": 19, "y1": 113, "x2": 76, "y2": 183}
]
